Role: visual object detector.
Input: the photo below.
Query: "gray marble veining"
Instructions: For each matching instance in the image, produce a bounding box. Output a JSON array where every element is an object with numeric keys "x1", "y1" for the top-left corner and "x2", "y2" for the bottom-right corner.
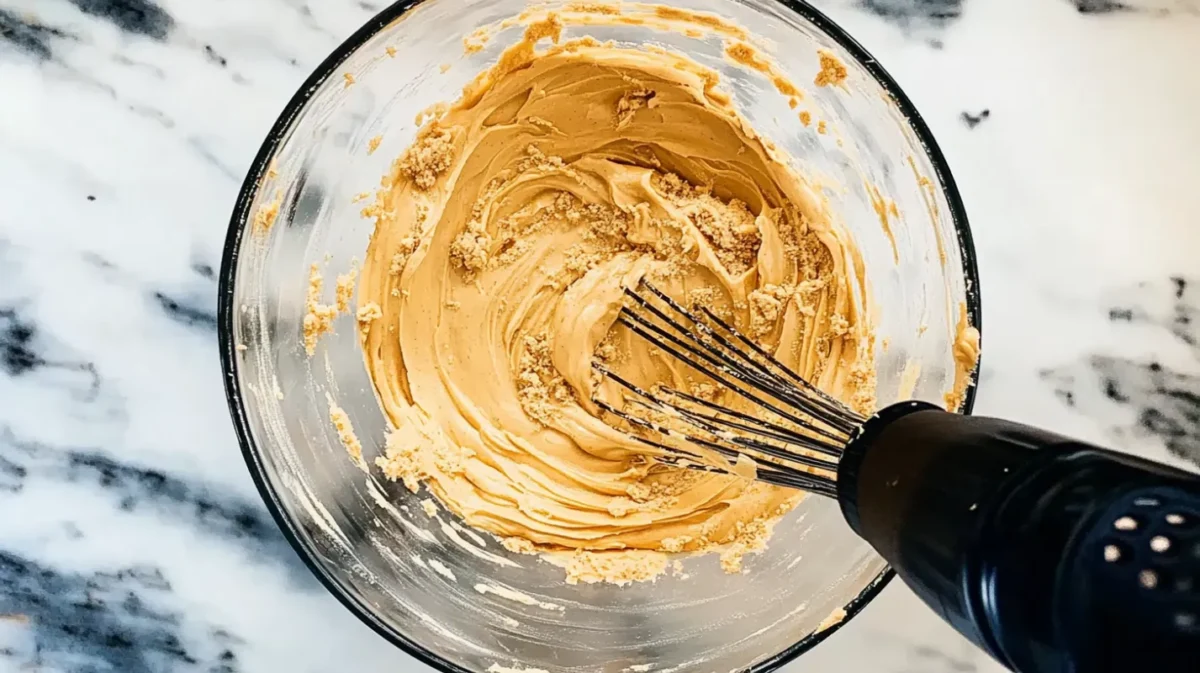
[{"x1": 1, "y1": 0, "x2": 1198, "y2": 671}]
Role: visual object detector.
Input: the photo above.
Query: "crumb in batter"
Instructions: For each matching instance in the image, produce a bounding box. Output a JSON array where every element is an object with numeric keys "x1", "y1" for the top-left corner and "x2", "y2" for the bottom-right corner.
[
  {"x1": 617, "y1": 88, "x2": 657, "y2": 129},
  {"x1": 464, "y1": 29, "x2": 489, "y2": 54},
  {"x1": 560, "y1": 550, "x2": 670, "y2": 586},
  {"x1": 501, "y1": 537, "x2": 538, "y2": 554},
  {"x1": 329, "y1": 401, "x2": 366, "y2": 470},
  {"x1": 399, "y1": 126, "x2": 455, "y2": 190},
  {"x1": 814, "y1": 50, "x2": 847, "y2": 87},
  {"x1": 415, "y1": 101, "x2": 450, "y2": 126},
  {"x1": 653, "y1": 173, "x2": 759, "y2": 274},
  {"x1": 516, "y1": 333, "x2": 575, "y2": 426},
  {"x1": 848, "y1": 336, "x2": 879, "y2": 415},
  {"x1": 748, "y1": 284, "x2": 794, "y2": 339},
  {"x1": 449, "y1": 222, "x2": 491, "y2": 279},
  {"x1": 376, "y1": 431, "x2": 424, "y2": 492},
  {"x1": 718, "y1": 518, "x2": 771, "y2": 574},
  {"x1": 660, "y1": 536, "x2": 693, "y2": 553},
  {"x1": 335, "y1": 268, "x2": 358, "y2": 313},
  {"x1": 253, "y1": 196, "x2": 281, "y2": 234},
  {"x1": 357, "y1": 302, "x2": 382, "y2": 335},
  {"x1": 303, "y1": 264, "x2": 337, "y2": 355},
  {"x1": 357, "y1": 302, "x2": 382, "y2": 321}
]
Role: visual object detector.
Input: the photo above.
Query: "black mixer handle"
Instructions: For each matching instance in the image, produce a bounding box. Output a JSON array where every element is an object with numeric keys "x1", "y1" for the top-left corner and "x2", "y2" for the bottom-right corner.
[{"x1": 837, "y1": 401, "x2": 1200, "y2": 673}]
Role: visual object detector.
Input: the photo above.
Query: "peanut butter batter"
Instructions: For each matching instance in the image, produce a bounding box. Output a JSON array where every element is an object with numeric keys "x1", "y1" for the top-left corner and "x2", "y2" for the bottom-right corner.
[{"x1": 355, "y1": 14, "x2": 879, "y2": 581}]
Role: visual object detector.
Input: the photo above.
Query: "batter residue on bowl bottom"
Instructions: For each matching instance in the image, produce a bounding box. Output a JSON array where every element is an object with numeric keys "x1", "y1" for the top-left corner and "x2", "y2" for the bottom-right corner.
[{"x1": 350, "y1": 12, "x2": 878, "y2": 584}]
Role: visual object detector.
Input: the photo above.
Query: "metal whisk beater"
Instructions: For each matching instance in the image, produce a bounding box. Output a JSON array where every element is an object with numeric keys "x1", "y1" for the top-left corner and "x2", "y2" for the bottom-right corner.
[
  {"x1": 591, "y1": 282, "x2": 865, "y2": 497},
  {"x1": 593, "y1": 285, "x2": 1200, "y2": 673}
]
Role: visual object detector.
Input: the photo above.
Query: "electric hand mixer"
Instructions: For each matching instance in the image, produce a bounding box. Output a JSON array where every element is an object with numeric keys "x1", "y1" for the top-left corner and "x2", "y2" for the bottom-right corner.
[{"x1": 595, "y1": 282, "x2": 1200, "y2": 673}]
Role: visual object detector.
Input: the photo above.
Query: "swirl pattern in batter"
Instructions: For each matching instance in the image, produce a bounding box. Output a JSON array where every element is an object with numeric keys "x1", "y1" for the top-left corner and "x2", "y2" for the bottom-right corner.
[{"x1": 357, "y1": 17, "x2": 876, "y2": 583}]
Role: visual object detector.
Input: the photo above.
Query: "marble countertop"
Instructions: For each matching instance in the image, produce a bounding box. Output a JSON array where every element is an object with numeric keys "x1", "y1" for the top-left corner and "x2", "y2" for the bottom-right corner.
[{"x1": 1, "y1": 0, "x2": 1198, "y2": 671}]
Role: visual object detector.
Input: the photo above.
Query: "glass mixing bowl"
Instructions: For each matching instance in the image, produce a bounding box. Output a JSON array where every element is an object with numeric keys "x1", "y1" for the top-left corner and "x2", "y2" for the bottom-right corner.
[{"x1": 218, "y1": 0, "x2": 981, "y2": 671}]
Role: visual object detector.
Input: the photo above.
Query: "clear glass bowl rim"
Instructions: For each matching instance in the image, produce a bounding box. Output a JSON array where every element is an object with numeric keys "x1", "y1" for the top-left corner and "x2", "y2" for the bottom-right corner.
[{"x1": 216, "y1": 1, "x2": 984, "y2": 670}]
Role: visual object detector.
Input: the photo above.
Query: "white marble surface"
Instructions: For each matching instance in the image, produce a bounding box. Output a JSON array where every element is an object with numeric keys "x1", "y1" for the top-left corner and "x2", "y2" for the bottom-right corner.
[{"x1": 1, "y1": 0, "x2": 1198, "y2": 671}]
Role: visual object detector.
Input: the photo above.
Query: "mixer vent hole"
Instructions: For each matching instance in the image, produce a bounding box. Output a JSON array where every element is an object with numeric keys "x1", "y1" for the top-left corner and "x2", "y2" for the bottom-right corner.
[
  {"x1": 1151, "y1": 536, "x2": 1173, "y2": 553},
  {"x1": 1167, "y1": 513, "x2": 1187, "y2": 525},
  {"x1": 1103, "y1": 544, "x2": 1123, "y2": 563},
  {"x1": 1175, "y1": 612, "x2": 1197, "y2": 631},
  {"x1": 1134, "y1": 497, "x2": 1161, "y2": 508},
  {"x1": 1114, "y1": 516, "x2": 1139, "y2": 531},
  {"x1": 1139, "y1": 569, "x2": 1160, "y2": 589}
]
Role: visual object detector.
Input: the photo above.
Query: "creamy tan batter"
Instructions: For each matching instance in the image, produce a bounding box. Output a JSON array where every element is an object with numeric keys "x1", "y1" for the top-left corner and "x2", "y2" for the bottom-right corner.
[{"x1": 352, "y1": 11, "x2": 887, "y2": 581}]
